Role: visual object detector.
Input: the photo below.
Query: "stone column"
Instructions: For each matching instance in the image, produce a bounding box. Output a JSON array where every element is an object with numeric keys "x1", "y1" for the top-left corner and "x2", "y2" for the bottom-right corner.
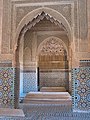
[
  {"x1": 19, "y1": 35, "x2": 24, "y2": 98},
  {"x1": 68, "y1": 45, "x2": 72, "y2": 93},
  {"x1": 14, "y1": 33, "x2": 24, "y2": 108}
]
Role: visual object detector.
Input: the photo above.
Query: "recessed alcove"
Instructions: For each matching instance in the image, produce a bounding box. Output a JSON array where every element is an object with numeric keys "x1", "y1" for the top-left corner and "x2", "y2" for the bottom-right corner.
[{"x1": 18, "y1": 12, "x2": 71, "y2": 101}]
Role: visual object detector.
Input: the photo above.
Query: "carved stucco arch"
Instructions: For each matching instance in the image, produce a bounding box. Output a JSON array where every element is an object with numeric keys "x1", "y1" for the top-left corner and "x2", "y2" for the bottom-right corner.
[
  {"x1": 37, "y1": 36, "x2": 68, "y2": 57},
  {"x1": 14, "y1": 7, "x2": 71, "y2": 52}
]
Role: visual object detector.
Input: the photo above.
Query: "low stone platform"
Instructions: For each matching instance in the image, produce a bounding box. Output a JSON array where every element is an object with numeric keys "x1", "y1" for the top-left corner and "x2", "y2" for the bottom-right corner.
[
  {"x1": 40, "y1": 87, "x2": 66, "y2": 92},
  {"x1": 23, "y1": 92, "x2": 72, "y2": 105},
  {"x1": 0, "y1": 108, "x2": 25, "y2": 117}
]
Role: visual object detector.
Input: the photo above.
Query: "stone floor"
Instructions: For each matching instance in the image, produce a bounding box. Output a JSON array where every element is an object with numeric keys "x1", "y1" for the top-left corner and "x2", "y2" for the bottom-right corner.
[
  {"x1": 0, "y1": 104, "x2": 90, "y2": 120},
  {"x1": 0, "y1": 108, "x2": 25, "y2": 117},
  {"x1": 0, "y1": 117, "x2": 90, "y2": 120}
]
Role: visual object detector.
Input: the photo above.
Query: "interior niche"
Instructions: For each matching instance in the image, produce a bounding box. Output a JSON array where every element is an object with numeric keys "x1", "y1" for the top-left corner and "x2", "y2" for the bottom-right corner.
[{"x1": 38, "y1": 36, "x2": 69, "y2": 91}]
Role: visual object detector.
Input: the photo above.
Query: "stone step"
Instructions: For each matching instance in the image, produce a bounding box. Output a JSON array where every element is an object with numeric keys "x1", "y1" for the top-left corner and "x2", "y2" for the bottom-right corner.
[
  {"x1": 0, "y1": 108, "x2": 25, "y2": 117},
  {"x1": 23, "y1": 92, "x2": 72, "y2": 105},
  {"x1": 25, "y1": 96, "x2": 70, "y2": 99},
  {"x1": 40, "y1": 87, "x2": 66, "y2": 92},
  {"x1": 23, "y1": 100, "x2": 71, "y2": 104},
  {"x1": 25, "y1": 92, "x2": 70, "y2": 99}
]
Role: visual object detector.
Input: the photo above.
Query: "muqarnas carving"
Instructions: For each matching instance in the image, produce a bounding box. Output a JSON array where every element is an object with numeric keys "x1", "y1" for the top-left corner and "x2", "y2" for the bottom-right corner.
[
  {"x1": 0, "y1": 68, "x2": 14, "y2": 108},
  {"x1": 72, "y1": 67, "x2": 90, "y2": 111}
]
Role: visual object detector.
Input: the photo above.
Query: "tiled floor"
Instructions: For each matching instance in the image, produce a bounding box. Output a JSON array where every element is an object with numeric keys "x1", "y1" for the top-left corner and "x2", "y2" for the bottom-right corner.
[
  {"x1": 0, "y1": 117, "x2": 89, "y2": 120},
  {"x1": 0, "y1": 104, "x2": 90, "y2": 120},
  {"x1": 20, "y1": 103, "x2": 90, "y2": 120}
]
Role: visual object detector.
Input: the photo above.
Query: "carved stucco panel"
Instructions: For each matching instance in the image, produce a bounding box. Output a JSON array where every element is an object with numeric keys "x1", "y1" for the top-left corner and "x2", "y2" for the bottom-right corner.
[
  {"x1": 1, "y1": 0, "x2": 11, "y2": 54},
  {"x1": 15, "y1": 4, "x2": 72, "y2": 28},
  {"x1": 38, "y1": 36, "x2": 68, "y2": 56},
  {"x1": 11, "y1": 1, "x2": 73, "y2": 51}
]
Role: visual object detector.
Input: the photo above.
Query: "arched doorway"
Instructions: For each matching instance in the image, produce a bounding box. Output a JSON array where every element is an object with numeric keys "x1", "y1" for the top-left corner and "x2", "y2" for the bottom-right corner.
[
  {"x1": 37, "y1": 36, "x2": 69, "y2": 92},
  {"x1": 14, "y1": 8, "x2": 72, "y2": 108}
]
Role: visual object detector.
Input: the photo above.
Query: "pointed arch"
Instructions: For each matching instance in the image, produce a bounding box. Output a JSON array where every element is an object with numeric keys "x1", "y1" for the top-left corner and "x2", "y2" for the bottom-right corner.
[{"x1": 14, "y1": 7, "x2": 71, "y2": 51}]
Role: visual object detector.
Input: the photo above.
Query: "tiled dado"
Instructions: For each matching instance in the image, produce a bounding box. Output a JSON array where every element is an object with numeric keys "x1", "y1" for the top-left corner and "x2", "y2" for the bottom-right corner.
[
  {"x1": 0, "y1": 67, "x2": 15, "y2": 108},
  {"x1": 39, "y1": 69, "x2": 70, "y2": 91},
  {"x1": 72, "y1": 67, "x2": 90, "y2": 112},
  {"x1": 22, "y1": 70, "x2": 38, "y2": 93}
]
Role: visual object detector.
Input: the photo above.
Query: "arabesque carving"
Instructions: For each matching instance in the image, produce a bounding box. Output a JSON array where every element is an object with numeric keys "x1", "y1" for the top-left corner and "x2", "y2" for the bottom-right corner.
[{"x1": 39, "y1": 37, "x2": 67, "y2": 56}]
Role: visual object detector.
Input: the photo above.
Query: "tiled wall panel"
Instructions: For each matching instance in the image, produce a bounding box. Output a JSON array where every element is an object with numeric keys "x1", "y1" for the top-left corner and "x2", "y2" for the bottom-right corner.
[
  {"x1": 23, "y1": 72, "x2": 37, "y2": 93},
  {"x1": 72, "y1": 67, "x2": 90, "y2": 111},
  {"x1": 40, "y1": 70, "x2": 69, "y2": 91},
  {"x1": 0, "y1": 68, "x2": 14, "y2": 108}
]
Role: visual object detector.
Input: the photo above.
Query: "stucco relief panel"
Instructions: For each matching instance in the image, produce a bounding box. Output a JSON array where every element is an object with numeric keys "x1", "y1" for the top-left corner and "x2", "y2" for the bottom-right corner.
[
  {"x1": 11, "y1": 1, "x2": 74, "y2": 50},
  {"x1": 16, "y1": 6, "x2": 40, "y2": 27},
  {"x1": 46, "y1": 4, "x2": 72, "y2": 26},
  {"x1": 38, "y1": 37, "x2": 67, "y2": 56},
  {"x1": 14, "y1": 4, "x2": 72, "y2": 28}
]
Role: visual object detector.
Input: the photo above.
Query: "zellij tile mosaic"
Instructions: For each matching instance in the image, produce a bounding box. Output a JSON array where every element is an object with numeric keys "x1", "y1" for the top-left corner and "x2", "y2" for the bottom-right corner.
[
  {"x1": 72, "y1": 67, "x2": 90, "y2": 111},
  {"x1": 0, "y1": 68, "x2": 14, "y2": 108}
]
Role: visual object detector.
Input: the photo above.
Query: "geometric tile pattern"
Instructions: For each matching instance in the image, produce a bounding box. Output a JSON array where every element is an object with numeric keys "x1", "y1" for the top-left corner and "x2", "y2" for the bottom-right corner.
[
  {"x1": 23, "y1": 72, "x2": 37, "y2": 93},
  {"x1": 72, "y1": 67, "x2": 90, "y2": 111},
  {"x1": 0, "y1": 67, "x2": 14, "y2": 108},
  {"x1": 39, "y1": 70, "x2": 69, "y2": 91}
]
